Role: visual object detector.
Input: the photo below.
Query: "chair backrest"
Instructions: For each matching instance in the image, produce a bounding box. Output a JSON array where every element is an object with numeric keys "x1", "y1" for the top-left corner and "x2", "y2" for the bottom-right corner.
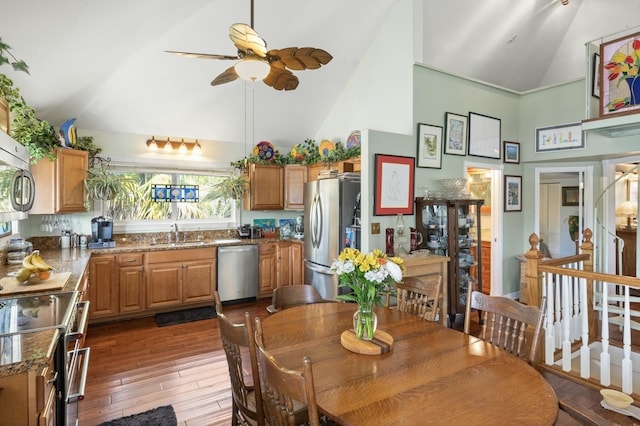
[
  {"x1": 464, "y1": 290, "x2": 546, "y2": 364},
  {"x1": 391, "y1": 275, "x2": 442, "y2": 321},
  {"x1": 214, "y1": 291, "x2": 264, "y2": 426},
  {"x1": 254, "y1": 317, "x2": 319, "y2": 426},
  {"x1": 267, "y1": 284, "x2": 326, "y2": 314}
]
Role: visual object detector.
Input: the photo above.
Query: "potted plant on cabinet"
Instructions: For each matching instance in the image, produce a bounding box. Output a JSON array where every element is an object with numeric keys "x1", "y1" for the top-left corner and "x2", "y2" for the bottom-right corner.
[{"x1": 0, "y1": 38, "x2": 59, "y2": 161}]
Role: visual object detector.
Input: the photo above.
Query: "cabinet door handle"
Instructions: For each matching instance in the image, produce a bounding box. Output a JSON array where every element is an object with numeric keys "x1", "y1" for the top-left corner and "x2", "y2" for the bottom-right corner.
[
  {"x1": 125, "y1": 259, "x2": 137, "y2": 263},
  {"x1": 47, "y1": 371, "x2": 58, "y2": 384}
]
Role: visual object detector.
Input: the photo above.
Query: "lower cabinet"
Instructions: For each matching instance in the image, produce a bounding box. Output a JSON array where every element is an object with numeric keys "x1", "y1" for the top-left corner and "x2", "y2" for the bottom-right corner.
[
  {"x1": 0, "y1": 340, "x2": 56, "y2": 426},
  {"x1": 89, "y1": 248, "x2": 216, "y2": 322},
  {"x1": 146, "y1": 248, "x2": 216, "y2": 309},
  {"x1": 258, "y1": 241, "x2": 305, "y2": 298}
]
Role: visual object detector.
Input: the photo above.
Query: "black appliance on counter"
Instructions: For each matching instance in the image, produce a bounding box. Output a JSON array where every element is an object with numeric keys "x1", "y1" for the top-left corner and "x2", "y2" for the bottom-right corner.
[
  {"x1": 238, "y1": 224, "x2": 251, "y2": 239},
  {"x1": 89, "y1": 216, "x2": 115, "y2": 248}
]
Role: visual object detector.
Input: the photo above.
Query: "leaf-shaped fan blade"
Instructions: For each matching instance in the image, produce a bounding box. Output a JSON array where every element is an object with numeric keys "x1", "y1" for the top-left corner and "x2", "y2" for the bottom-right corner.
[
  {"x1": 211, "y1": 66, "x2": 240, "y2": 87},
  {"x1": 165, "y1": 50, "x2": 238, "y2": 60},
  {"x1": 229, "y1": 23, "x2": 267, "y2": 57},
  {"x1": 267, "y1": 47, "x2": 332, "y2": 71},
  {"x1": 263, "y1": 67, "x2": 299, "y2": 91}
]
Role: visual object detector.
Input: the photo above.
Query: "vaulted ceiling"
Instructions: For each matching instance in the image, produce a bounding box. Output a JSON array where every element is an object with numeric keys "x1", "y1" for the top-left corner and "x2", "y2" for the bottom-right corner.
[{"x1": 2, "y1": 0, "x2": 640, "y2": 147}]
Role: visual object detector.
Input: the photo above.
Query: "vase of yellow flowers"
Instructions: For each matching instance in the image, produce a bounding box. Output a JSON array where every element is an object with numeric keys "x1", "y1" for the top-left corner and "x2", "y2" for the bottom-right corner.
[{"x1": 331, "y1": 248, "x2": 404, "y2": 340}]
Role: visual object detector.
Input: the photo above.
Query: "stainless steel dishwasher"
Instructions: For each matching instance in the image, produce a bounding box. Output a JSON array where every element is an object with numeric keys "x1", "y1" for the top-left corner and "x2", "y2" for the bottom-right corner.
[{"x1": 217, "y1": 244, "x2": 259, "y2": 302}]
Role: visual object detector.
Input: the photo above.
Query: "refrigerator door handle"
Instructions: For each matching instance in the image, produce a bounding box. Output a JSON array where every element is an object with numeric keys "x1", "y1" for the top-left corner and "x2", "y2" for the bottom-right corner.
[
  {"x1": 311, "y1": 193, "x2": 322, "y2": 248},
  {"x1": 305, "y1": 259, "x2": 334, "y2": 275}
]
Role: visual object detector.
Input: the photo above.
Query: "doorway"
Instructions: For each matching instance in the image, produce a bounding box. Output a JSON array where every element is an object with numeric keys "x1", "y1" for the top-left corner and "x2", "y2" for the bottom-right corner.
[
  {"x1": 535, "y1": 166, "x2": 593, "y2": 260},
  {"x1": 465, "y1": 161, "x2": 503, "y2": 296}
]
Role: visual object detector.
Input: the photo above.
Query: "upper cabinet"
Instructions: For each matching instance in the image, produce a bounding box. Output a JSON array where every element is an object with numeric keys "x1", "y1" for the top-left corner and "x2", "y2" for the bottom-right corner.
[
  {"x1": 284, "y1": 164, "x2": 307, "y2": 211},
  {"x1": 244, "y1": 164, "x2": 284, "y2": 210},
  {"x1": 30, "y1": 148, "x2": 88, "y2": 214}
]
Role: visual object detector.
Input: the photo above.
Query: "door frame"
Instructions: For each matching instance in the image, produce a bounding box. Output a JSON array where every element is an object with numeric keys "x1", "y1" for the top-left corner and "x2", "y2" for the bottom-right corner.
[{"x1": 464, "y1": 160, "x2": 503, "y2": 296}]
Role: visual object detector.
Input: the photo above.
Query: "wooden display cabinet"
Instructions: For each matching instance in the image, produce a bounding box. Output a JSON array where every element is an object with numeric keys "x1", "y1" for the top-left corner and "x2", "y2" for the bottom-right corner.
[{"x1": 415, "y1": 197, "x2": 483, "y2": 327}]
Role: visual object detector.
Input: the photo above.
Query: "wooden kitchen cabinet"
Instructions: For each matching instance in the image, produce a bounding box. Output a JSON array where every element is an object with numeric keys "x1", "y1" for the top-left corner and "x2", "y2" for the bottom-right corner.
[
  {"x1": 30, "y1": 148, "x2": 88, "y2": 214},
  {"x1": 88, "y1": 254, "x2": 118, "y2": 318},
  {"x1": 145, "y1": 248, "x2": 216, "y2": 309},
  {"x1": 118, "y1": 253, "x2": 145, "y2": 313},
  {"x1": 0, "y1": 335, "x2": 57, "y2": 426},
  {"x1": 259, "y1": 243, "x2": 277, "y2": 296},
  {"x1": 291, "y1": 242, "x2": 304, "y2": 285},
  {"x1": 284, "y1": 164, "x2": 307, "y2": 211},
  {"x1": 244, "y1": 163, "x2": 284, "y2": 210},
  {"x1": 277, "y1": 242, "x2": 293, "y2": 286}
]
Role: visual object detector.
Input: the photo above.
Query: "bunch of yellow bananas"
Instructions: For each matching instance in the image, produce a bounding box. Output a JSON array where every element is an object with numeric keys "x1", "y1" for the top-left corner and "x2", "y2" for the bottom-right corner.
[{"x1": 16, "y1": 251, "x2": 53, "y2": 283}]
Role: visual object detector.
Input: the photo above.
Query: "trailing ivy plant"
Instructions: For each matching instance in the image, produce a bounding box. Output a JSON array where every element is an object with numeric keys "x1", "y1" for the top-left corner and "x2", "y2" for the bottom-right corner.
[{"x1": 0, "y1": 39, "x2": 59, "y2": 162}]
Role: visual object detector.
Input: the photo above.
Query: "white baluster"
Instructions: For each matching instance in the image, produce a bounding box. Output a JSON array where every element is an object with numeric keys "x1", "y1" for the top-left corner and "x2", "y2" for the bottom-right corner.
[
  {"x1": 600, "y1": 280, "x2": 611, "y2": 387},
  {"x1": 555, "y1": 274, "x2": 562, "y2": 349},
  {"x1": 579, "y1": 276, "x2": 590, "y2": 378},
  {"x1": 622, "y1": 285, "x2": 632, "y2": 394},
  {"x1": 545, "y1": 272, "x2": 555, "y2": 366},
  {"x1": 562, "y1": 275, "x2": 572, "y2": 372}
]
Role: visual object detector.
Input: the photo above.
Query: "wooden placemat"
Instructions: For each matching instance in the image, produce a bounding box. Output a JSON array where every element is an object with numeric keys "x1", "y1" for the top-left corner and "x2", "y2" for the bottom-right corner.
[
  {"x1": 340, "y1": 329, "x2": 394, "y2": 355},
  {"x1": 0, "y1": 271, "x2": 72, "y2": 296}
]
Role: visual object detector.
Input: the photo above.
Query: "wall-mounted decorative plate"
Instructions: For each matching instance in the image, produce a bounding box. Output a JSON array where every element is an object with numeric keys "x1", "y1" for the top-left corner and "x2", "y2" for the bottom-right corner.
[
  {"x1": 254, "y1": 141, "x2": 275, "y2": 160},
  {"x1": 318, "y1": 140, "x2": 335, "y2": 157},
  {"x1": 346, "y1": 130, "x2": 361, "y2": 148}
]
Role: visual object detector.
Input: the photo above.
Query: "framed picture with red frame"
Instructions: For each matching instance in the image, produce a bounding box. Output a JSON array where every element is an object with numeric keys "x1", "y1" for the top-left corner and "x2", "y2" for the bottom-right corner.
[{"x1": 374, "y1": 154, "x2": 415, "y2": 215}]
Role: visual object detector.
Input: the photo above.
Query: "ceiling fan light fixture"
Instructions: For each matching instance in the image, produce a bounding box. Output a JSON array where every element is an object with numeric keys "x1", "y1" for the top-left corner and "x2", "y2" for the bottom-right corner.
[
  {"x1": 235, "y1": 57, "x2": 270, "y2": 81},
  {"x1": 561, "y1": 0, "x2": 569, "y2": 5}
]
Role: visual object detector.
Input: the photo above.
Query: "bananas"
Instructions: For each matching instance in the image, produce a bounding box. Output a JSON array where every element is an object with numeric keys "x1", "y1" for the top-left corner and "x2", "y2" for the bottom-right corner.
[{"x1": 16, "y1": 251, "x2": 53, "y2": 283}]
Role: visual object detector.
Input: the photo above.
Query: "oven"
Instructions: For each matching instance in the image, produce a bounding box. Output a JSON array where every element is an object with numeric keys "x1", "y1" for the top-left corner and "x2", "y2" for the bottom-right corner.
[{"x1": 0, "y1": 290, "x2": 90, "y2": 425}]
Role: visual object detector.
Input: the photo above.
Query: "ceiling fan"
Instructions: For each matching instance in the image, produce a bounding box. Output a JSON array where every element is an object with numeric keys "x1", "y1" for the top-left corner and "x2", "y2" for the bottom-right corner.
[{"x1": 166, "y1": 0, "x2": 332, "y2": 91}]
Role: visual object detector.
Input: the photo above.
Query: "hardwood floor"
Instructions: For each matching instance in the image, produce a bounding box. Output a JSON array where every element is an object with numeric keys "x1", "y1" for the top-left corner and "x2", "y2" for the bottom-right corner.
[{"x1": 79, "y1": 299, "x2": 271, "y2": 426}]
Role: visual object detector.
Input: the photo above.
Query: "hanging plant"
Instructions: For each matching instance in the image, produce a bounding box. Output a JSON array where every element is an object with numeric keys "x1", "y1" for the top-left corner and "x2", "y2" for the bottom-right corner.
[
  {"x1": 214, "y1": 170, "x2": 248, "y2": 201},
  {"x1": 85, "y1": 160, "x2": 136, "y2": 202}
]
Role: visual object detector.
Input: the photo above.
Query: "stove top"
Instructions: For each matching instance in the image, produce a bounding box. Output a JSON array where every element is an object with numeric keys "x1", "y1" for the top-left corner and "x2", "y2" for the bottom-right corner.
[{"x1": 0, "y1": 291, "x2": 77, "y2": 336}]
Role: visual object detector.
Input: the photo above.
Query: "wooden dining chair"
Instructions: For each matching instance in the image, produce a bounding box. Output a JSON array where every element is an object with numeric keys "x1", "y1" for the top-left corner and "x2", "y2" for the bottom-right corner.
[
  {"x1": 214, "y1": 291, "x2": 265, "y2": 426},
  {"x1": 464, "y1": 290, "x2": 546, "y2": 364},
  {"x1": 253, "y1": 316, "x2": 320, "y2": 426},
  {"x1": 266, "y1": 284, "x2": 329, "y2": 314},
  {"x1": 385, "y1": 275, "x2": 442, "y2": 321}
]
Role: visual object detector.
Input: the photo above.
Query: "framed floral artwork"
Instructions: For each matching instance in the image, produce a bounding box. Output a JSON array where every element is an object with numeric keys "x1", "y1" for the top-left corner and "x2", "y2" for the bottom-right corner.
[
  {"x1": 562, "y1": 186, "x2": 581, "y2": 207},
  {"x1": 504, "y1": 175, "x2": 522, "y2": 212},
  {"x1": 503, "y1": 141, "x2": 520, "y2": 164},
  {"x1": 374, "y1": 154, "x2": 415, "y2": 215},
  {"x1": 600, "y1": 31, "x2": 640, "y2": 117},
  {"x1": 468, "y1": 112, "x2": 501, "y2": 159},
  {"x1": 444, "y1": 112, "x2": 467, "y2": 156},
  {"x1": 416, "y1": 123, "x2": 442, "y2": 168}
]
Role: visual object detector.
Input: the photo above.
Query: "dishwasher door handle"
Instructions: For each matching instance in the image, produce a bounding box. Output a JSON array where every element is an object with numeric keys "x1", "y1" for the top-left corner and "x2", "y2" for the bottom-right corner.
[{"x1": 218, "y1": 246, "x2": 257, "y2": 254}]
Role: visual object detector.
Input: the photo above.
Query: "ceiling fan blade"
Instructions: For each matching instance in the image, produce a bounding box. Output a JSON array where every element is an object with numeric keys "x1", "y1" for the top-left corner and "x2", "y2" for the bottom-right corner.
[
  {"x1": 211, "y1": 66, "x2": 240, "y2": 86},
  {"x1": 166, "y1": 50, "x2": 239, "y2": 60},
  {"x1": 263, "y1": 67, "x2": 299, "y2": 91},
  {"x1": 229, "y1": 23, "x2": 267, "y2": 57},
  {"x1": 267, "y1": 47, "x2": 332, "y2": 71}
]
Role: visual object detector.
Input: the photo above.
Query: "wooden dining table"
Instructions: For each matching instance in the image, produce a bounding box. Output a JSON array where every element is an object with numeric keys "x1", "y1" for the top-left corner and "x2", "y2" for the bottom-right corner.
[{"x1": 259, "y1": 302, "x2": 559, "y2": 425}]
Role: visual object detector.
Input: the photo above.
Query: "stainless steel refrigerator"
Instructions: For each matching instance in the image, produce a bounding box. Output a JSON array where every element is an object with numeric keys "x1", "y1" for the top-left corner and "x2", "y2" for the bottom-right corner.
[{"x1": 304, "y1": 173, "x2": 361, "y2": 300}]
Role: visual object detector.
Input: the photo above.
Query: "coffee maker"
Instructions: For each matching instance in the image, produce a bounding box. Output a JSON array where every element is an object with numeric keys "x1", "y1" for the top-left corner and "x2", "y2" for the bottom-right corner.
[{"x1": 89, "y1": 216, "x2": 116, "y2": 248}]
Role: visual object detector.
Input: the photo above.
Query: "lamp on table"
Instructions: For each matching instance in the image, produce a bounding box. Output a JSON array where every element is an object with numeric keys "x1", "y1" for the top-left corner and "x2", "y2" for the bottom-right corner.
[{"x1": 616, "y1": 200, "x2": 638, "y2": 230}]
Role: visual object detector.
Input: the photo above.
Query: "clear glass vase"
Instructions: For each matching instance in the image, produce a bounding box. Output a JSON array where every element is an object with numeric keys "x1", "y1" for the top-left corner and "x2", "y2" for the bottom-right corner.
[{"x1": 353, "y1": 303, "x2": 377, "y2": 341}]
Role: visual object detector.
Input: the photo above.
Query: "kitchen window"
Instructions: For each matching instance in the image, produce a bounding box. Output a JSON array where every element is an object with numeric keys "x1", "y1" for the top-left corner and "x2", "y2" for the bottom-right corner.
[{"x1": 101, "y1": 165, "x2": 239, "y2": 232}]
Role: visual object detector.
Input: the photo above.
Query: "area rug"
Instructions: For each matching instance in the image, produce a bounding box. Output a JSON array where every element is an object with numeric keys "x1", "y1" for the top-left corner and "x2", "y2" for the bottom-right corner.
[
  {"x1": 97, "y1": 405, "x2": 177, "y2": 426},
  {"x1": 155, "y1": 306, "x2": 217, "y2": 327}
]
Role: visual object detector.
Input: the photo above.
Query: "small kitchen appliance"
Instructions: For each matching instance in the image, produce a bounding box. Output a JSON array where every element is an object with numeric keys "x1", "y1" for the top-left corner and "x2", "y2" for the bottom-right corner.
[
  {"x1": 89, "y1": 216, "x2": 115, "y2": 248},
  {"x1": 238, "y1": 224, "x2": 251, "y2": 239}
]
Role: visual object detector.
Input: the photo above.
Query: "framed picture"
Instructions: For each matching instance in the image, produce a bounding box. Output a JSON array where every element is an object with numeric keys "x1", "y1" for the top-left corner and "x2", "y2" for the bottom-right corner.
[
  {"x1": 504, "y1": 175, "x2": 522, "y2": 212},
  {"x1": 374, "y1": 154, "x2": 415, "y2": 215},
  {"x1": 592, "y1": 52, "x2": 600, "y2": 99},
  {"x1": 600, "y1": 30, "x2": 640, "y2": 117},
  {"x1": 416, "y1": 123, "x2": 442, "y2": 168},
  {"x1": 535, "y1": 122, "x2": 585, "y2": 153},
  {"x1": 468, "y1": 112, "x2": 501, "y2": 159},
  {"x1": 503, "y1": 141, "x2": 520, "y2": 164},
  {"x1": 444, "y1": 112, "x2": 467, "y2": 156},
  {"x1": 562, "y1": 186, "x2": 581, "y2": 206},
  {"x1": 0, "y1": 222, "x2": 11, "y2": 238}
]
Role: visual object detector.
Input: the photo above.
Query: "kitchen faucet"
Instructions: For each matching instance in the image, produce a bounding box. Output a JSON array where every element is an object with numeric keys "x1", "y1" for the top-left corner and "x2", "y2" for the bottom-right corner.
[{"x1": 173, "y1": 223, "x2": 179, "y2": 243}]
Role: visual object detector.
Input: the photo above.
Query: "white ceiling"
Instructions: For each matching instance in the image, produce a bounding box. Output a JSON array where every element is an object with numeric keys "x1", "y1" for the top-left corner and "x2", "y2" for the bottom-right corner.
[{"x1": 2, "y1": 0, "x2": 640, "y2": 148}]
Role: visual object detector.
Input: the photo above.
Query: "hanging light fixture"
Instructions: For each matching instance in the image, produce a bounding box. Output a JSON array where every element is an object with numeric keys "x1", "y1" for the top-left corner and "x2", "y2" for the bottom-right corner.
[
  {"x1": 235, "y1": 57, "x2": 270, "y2": 81},
  {"x1": 561, "y1": 0, "x2": 569, "y2": 5},
  {"x1": 146, "y1": 137, "x2": 202, "y2": 155}
]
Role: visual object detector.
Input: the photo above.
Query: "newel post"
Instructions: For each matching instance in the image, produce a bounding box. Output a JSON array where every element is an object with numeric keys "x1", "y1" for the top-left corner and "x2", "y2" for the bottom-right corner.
[
  {"x1": 524, "y1": 233, "x2": 544, "y2": 309},
  {"x1": 579, "y1": 228, "x2": 598, "y2": 341}
]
